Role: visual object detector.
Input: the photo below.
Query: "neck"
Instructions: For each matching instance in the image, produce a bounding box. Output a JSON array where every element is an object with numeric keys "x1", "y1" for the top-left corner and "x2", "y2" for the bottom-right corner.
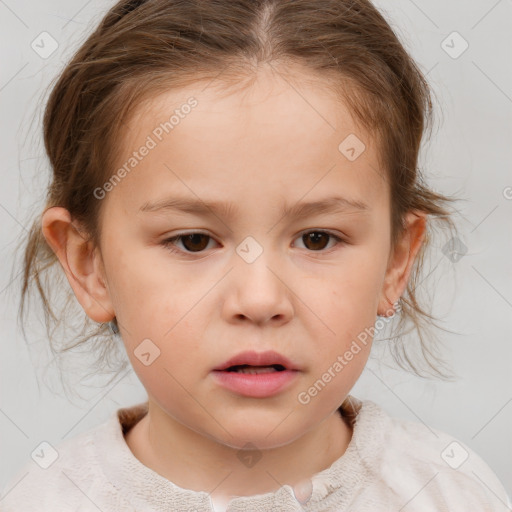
[{"x1": 124, "y1": 401, "x2": 353, "y2": 502}]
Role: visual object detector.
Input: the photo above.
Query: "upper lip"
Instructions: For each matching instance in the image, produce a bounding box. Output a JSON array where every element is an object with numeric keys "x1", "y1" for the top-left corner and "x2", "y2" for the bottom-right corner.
[{"x1": 213, "y1": 350, "x2": 300, "y2": 371}]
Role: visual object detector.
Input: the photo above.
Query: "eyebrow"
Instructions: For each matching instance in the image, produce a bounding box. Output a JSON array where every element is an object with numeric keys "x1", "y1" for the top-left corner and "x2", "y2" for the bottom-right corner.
[{"x1": 139, "y1": 195, "x2": 369, "y2": 219}]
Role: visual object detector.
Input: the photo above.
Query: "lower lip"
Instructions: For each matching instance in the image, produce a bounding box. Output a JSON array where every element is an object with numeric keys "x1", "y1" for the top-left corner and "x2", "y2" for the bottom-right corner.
[{"x1": 211, "y1": 369, "x2": 299, "y2": 398}]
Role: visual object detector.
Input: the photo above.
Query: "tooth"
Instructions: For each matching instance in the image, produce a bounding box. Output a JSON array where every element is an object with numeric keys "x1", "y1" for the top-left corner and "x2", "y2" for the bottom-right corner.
[{"x1": 236, "y1": 367, "x2": 278, "y2": 375}]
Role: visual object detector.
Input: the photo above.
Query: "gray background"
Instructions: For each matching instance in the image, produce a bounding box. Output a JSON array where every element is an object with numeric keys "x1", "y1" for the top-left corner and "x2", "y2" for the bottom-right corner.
[{"x1": 1, "y1": 0, "x2": 511, "y2": 502}]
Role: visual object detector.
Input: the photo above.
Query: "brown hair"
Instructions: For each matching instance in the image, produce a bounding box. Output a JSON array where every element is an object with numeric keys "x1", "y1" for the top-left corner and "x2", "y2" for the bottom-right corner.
[{"x1": 16, "y1": 0, "x2": 461, "y2": 391}]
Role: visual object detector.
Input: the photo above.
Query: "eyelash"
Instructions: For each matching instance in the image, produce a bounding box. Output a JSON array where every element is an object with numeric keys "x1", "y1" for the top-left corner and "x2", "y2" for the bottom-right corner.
[{"x1": 160, "y1": 230, "x2": 346, "y2": 255}]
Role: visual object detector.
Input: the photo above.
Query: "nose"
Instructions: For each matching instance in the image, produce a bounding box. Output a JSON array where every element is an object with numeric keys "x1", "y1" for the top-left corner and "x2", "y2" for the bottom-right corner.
[{"x1": 221, "y1": 247, "x2": 294, "y2": 326}]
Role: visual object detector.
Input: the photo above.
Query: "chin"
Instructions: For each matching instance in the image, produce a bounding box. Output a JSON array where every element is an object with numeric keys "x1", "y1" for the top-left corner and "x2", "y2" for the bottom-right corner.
[{"x1": 208, "y1": 421, "x2": 306, "y2": 452}]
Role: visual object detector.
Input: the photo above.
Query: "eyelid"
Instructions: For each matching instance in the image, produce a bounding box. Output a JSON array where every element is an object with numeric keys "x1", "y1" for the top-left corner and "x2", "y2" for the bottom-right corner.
[
  {"x1": 161, "y1": 229, "x2": 347, "y2": 256},
  {"x1": 293, "y1": 229, "x2": 347, "y2": 251},
  {"x1": 297, "y1": 228, "x2": 346, "y2": 240},
  {"x1": 160, "y1": 231, "x2": 219, "y2": 255}
]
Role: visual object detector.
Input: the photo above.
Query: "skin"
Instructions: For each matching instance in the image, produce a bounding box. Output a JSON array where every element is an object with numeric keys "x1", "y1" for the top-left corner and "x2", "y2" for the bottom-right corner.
[{"x1": 41, "y1": 64, "x2": 426, "y2": 502}]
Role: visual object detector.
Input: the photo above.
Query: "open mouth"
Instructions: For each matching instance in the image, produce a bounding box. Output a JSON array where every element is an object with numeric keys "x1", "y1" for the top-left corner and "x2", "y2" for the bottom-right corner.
[
  {"x1": 224, "y1": 364, "x2": 286, "y2": 374},
  {"x1": 212, "y1": 360, "x2": 299, "y2": 397}
]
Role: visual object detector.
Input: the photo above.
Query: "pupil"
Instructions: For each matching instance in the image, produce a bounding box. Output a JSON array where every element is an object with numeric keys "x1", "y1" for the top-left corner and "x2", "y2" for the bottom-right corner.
[
  {"x1": 183, "y1": 234, "x2": 209, "y2": 252},
  {"x1": 304, "y1": 232, "x2": 328, "y2": 250},
  {"x1": 181, "y1": 233, "x2": 330, "y2": 252}
]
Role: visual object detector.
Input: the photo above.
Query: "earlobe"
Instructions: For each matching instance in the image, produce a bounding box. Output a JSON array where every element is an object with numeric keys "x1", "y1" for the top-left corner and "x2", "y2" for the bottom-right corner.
[
  {"x1": 377, "y1": 211, "x2": 427, "y2": 317},
  {"x1": 41, "y1": 206, "x2": 115, "y2": 323}
]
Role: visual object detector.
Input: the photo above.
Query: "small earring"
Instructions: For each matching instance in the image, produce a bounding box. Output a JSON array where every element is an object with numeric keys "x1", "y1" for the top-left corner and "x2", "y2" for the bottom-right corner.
[
  {"x1": 379, "y1": 294, "x2": 398, "y2": 318},
  {"x1": 109, "y1": 318, "x2": 119, "y2": 335}
]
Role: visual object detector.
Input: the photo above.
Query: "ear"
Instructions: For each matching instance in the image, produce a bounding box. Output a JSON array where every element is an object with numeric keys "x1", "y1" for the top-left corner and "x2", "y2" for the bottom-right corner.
[
  {"x1": 377, "y1": 210, "x2": 427, "y2": 316},
  {"x1": 41, "y1": 206, "x2": 115, "y2": 323}
]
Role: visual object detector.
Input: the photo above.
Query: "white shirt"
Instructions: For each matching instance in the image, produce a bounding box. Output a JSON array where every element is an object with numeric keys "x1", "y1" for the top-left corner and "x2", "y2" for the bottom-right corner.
[{"x1": 1, "y1": 395, "x2": 510, "y2": 511}]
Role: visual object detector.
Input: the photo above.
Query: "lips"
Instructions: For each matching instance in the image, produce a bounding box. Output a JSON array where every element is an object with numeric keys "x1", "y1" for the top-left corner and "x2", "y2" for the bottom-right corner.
[
  {"x1": 213, "y1": 350, "x2": 299, "y2": 372},
  {"x1": 211, "y1": 350, "x2": 300, "y2": 398}
]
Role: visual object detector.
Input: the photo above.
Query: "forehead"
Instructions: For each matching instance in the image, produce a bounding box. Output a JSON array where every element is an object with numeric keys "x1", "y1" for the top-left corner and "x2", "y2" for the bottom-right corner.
[{"x1": 109, "y1": 66, "x2": 387, "y2": 211}]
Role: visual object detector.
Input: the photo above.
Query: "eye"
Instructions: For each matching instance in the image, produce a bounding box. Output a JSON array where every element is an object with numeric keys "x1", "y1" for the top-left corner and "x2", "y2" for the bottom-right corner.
[
  {"x1": 161, "y1": 232, "x2": 217, "y2": 254},
  {"x1": 293, "y1": 230, "x2": 345, "y2": 251},
  {"x1": 161, "y1": 230, "x2": 346, "y2": 255}
]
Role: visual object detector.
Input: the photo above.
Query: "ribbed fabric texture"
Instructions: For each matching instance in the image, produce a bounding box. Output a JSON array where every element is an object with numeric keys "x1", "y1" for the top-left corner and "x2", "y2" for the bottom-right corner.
[{"x1": 1, "y1": 395, "x2": 510, "y2": 511}]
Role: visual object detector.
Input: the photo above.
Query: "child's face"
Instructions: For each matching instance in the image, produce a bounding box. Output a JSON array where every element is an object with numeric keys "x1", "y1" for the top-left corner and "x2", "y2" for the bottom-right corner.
[{"x1": 72, "y1": 68, "x2": 422, "y2": 448}]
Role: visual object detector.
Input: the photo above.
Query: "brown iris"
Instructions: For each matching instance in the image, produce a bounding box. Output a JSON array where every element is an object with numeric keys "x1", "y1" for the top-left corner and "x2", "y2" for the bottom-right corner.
[
  {"x1": 180, "y1": 233, "x2": 210, "y2": 252},
  {"x1": 302, "y1": 232, "x2": 330, "y2": 251}
]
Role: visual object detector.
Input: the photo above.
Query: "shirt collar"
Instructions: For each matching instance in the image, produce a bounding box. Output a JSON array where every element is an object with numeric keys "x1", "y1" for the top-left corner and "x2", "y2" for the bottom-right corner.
[{"x1": 94, "y1": 394, "x2": 388, "y2": 511}]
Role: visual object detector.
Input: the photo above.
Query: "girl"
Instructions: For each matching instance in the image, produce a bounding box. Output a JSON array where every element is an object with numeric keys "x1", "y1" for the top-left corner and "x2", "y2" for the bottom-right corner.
[{"x1": 2, "y1": 0, "x2": 510, "y2": 510}]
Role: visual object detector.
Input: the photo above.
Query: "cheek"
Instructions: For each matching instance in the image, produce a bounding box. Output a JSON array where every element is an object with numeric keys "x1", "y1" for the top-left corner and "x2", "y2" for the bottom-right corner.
[
  {"x1": 130, "y1": 352, "x2": 210, "y2": 432},
  {"x1": 107, "y1": 247, "x2": 218, "y2": 377},
  {"x1": 295, "y1": 253, "x2": 386, "y2": 377},
  {"x1": 304, "y1": 253, "x2": 385, "y2": 327},
  {"x1": 120, "y1": 307, "x2": 207, "y2": 412},
  {"x1": 106, "y1": 246, "x2": 194, "y2": 325}
]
